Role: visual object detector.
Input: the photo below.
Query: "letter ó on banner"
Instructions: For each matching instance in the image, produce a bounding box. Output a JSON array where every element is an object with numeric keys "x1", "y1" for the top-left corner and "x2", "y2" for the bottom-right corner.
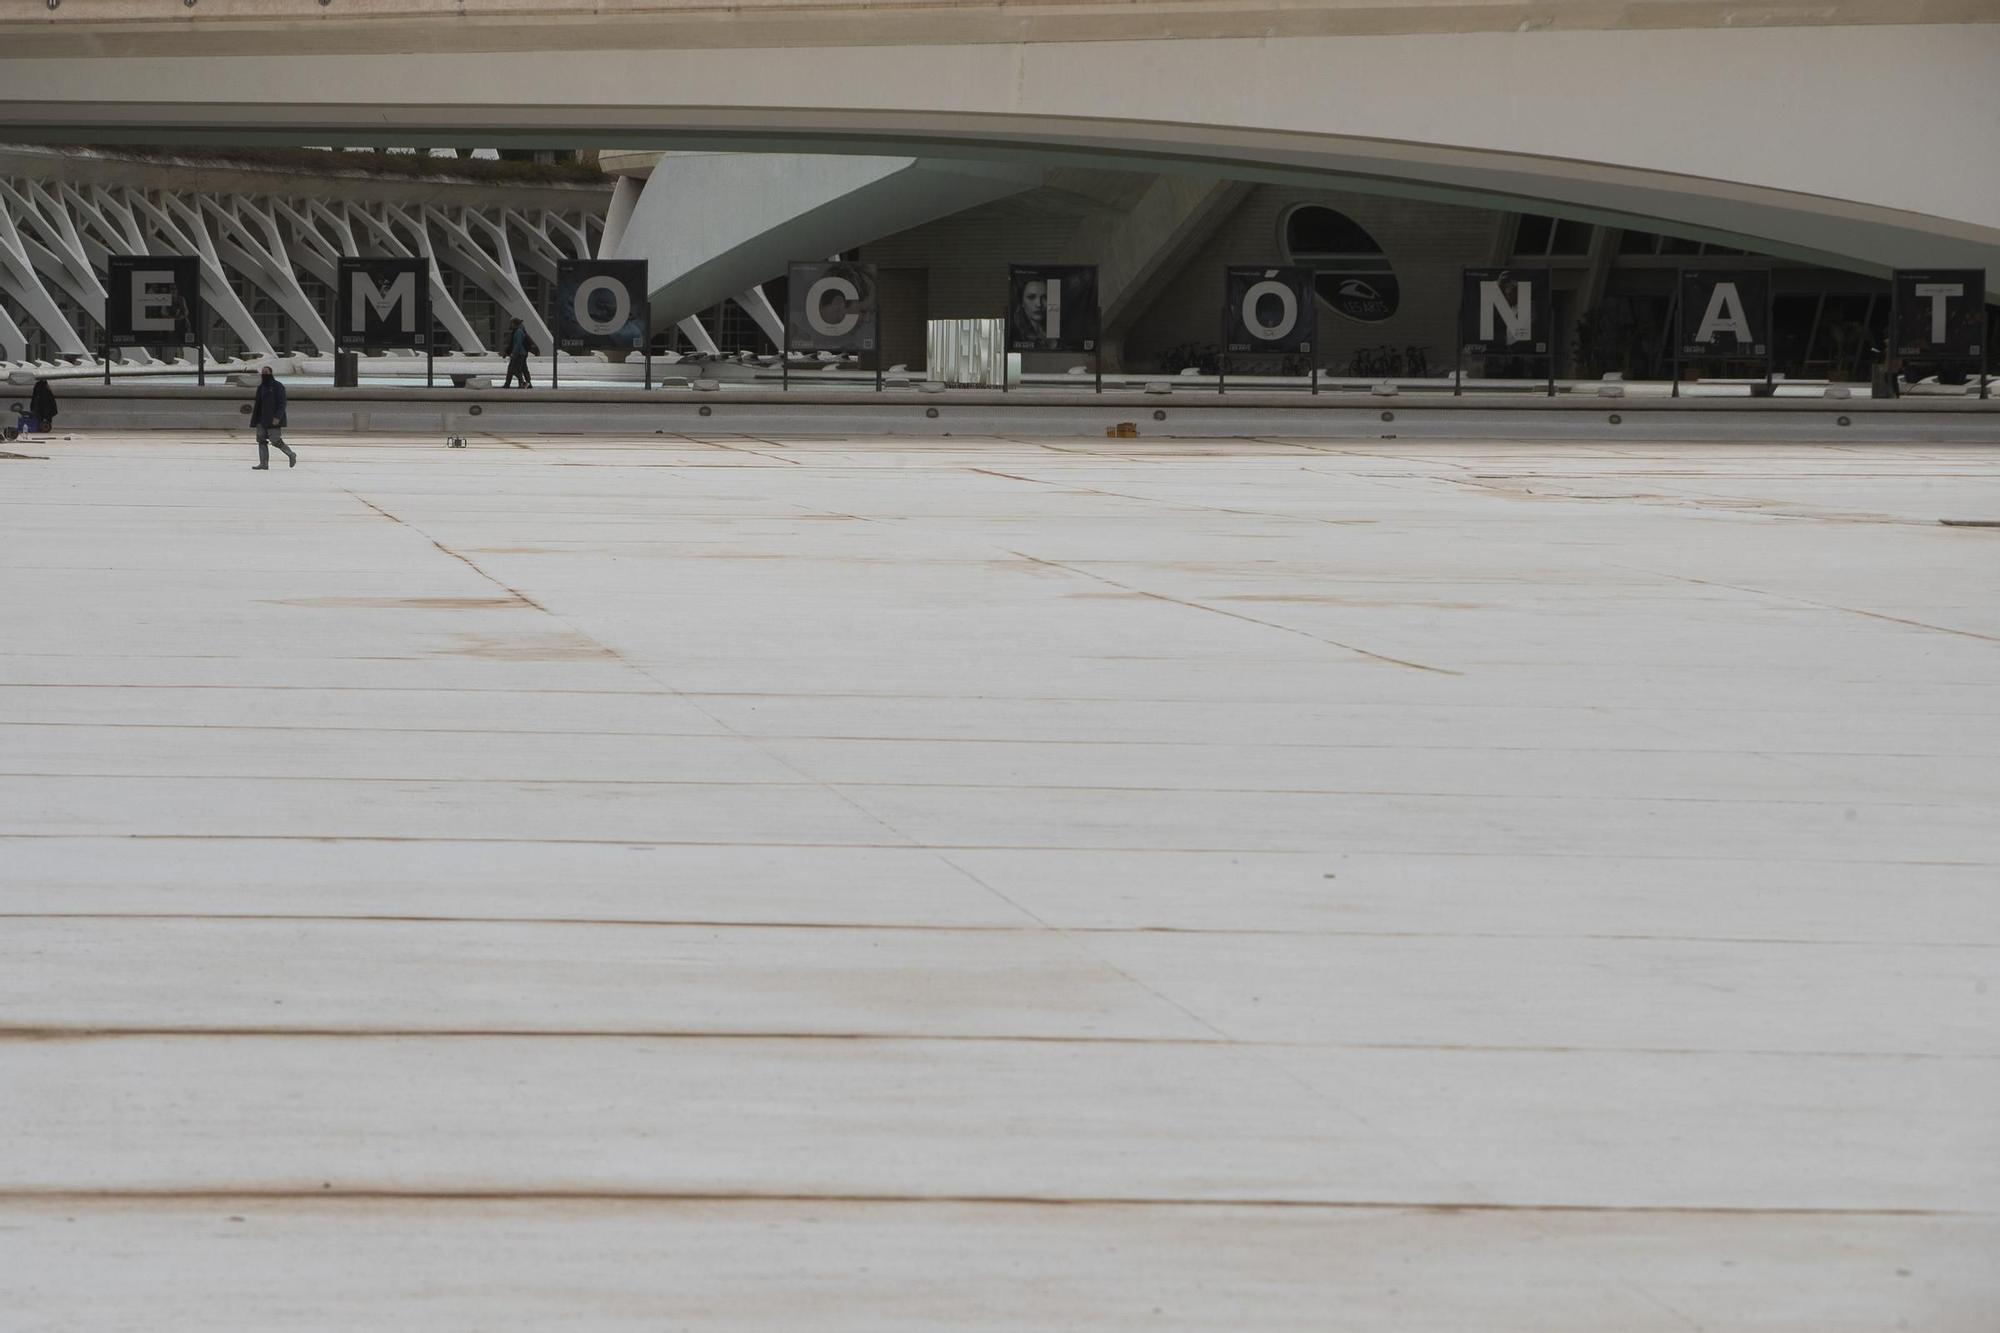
[
  {"x1": 573, "y1": 275, "x2": 631, "y2": 336},
  {"x1": 806, "y1": 276, "x2": 860, "y2": 337},
  {"x1": 1478, "y1": 281, "x2": 1531, "y2": 344},
  {"x1": 1694, "y1": 283, "x2": 1753, "y2": 344},
  {"x1": 131, "y1": 270, "x2": 178, "y2": 332},
  {"x1": 1244, "y1": 278, "x2": 1298, "y2": 341},
  {"x1": 1915, "y1": 283, "x2": 1964, "y2": 344},
  {"x1": 354, "y1": 270, "x2": 418, "y2": 333}
]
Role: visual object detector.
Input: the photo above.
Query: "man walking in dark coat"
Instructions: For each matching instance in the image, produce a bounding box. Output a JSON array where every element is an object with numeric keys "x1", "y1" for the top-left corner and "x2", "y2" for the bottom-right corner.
[
  {"x1": 504, "y1": 317, "x2": 534, "y2": 388},
  {"x1": 250, "y1": 365, "x2": 296, "y2": 470}
]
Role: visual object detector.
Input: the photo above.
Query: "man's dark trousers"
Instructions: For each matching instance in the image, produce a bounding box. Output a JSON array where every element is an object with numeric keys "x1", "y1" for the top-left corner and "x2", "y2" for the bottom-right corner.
[{"x1": 257, "y1": 423, "x2": 295, "y2": 468}]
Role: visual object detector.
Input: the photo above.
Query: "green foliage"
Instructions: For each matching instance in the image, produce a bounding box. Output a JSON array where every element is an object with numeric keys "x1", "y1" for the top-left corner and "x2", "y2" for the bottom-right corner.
[{"x1": 68, "y1": 145, "x2": 607, "y2": 186}]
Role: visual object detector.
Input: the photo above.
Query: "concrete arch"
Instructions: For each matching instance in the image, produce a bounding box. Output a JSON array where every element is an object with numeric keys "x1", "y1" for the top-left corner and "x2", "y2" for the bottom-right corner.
[{"x1": 3, "y1": 14, "x2": 1997, "y2": 296}]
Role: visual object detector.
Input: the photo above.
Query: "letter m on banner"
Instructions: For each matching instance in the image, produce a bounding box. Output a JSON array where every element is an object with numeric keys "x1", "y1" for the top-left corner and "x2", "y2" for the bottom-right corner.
[{"x1": 337, "y1": 257, "x2": 432, "y2": 349}]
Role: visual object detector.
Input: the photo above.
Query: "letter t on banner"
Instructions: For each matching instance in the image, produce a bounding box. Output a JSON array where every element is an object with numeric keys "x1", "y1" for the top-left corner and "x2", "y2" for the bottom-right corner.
[{"x1": 1893, "y1": 270, "x2": 1988, "y2": 399}]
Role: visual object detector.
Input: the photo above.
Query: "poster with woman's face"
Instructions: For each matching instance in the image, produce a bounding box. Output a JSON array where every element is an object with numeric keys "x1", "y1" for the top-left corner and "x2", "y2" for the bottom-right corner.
[{"x1": 1009, "y1": 265, "x2": 1099, "y2": 352}]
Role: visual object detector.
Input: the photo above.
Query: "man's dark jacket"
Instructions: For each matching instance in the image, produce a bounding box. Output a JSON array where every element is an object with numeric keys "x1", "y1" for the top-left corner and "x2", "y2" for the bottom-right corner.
[{"x1": 251, "y1": 377, "x2": 287, "y2": 428}]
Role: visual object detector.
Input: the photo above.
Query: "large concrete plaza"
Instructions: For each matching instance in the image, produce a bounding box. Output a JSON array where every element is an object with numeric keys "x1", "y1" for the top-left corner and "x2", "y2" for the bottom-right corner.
[{"x1": 3, "y1": 427, "x2": 1997, "y2": 1329}]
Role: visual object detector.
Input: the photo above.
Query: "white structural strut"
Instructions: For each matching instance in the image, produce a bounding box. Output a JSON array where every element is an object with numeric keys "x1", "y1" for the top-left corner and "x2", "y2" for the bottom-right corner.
[
  {"x1": 1, "y1": 11, "x2": 1995, "y2": 296},
  {"x1": 614, "y1": 153, "x2": 1042, "y2": 330},
  {"x1": 0, "y1": 163, "x2": 605, "y2": 361}
]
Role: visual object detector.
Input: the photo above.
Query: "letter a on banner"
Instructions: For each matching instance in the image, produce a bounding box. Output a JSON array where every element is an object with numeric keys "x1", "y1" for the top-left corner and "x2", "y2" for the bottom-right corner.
[
  {"x1": 1678, "y1": 270, "x2": 1769, "y2": 360},
  {"x1": 1224, "y1": 267, "x2": 1315, "y2": 354},
  {"x1": 337, "y1": 257, "x2": 431, "y2": 349}
]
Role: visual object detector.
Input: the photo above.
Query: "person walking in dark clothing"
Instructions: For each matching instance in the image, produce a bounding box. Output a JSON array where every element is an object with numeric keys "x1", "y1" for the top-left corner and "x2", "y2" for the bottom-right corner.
[
  {"x1": 250, "y1": 365, "x2": 296, "y2": 470},
  {"x1": 504, "y1": 317, "x2": 534, "y2": 388},
  {"x1": 28, "y1": 378, "x2": 57, "y2": 432}
]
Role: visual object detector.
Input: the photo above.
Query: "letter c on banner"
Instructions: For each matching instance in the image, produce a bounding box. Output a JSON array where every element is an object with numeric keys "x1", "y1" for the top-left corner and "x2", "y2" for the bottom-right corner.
[
  {"x1": 573, "y1": 275, "x2": 631, "y2": 336},
  {"x1": 806, "y1": 276, "x2": 861, "y2": 337},
  {"x1": 1243, "y1": 279, "x2": 1298, "y2": 341}
]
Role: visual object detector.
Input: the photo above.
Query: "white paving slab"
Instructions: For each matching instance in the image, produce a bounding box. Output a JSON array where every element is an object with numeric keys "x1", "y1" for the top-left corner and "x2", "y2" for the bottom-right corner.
[{"x1": 3, "y1": 430, "x2": 1997, "y2": 1330}]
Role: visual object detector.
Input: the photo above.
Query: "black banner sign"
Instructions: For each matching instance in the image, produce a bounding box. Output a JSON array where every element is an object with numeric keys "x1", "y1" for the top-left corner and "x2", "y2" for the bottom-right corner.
[
  {"x1": 104, "y1": 255, "x2": 200, "y2": 348},
  {"x1": 1459, "y1": 268, "x2": 1551, "y2": 357},
  {"x1": 337, "y1": 257, "x2": 432, "y2": 349},
  {"x1": 1319, "y1": 271, "x2": 1399, "y2": 323},
  {"x1": 1225, "y1": 267, "x2": 1316, "y2": 354},
  {"x1": 555, "y1": 259, "x2": 650, "y2": 352},
  {"x1": 1893, "y1": 270, "x2": 1985, "y2": 360},
  {"x1": 786, "y1": 261, "x2": 878, "y2": 354},
  {"x1": 1678, "y1": 270, "x2": 1770, "y2": 359},
  {"x1": 1008, "y1": 265, "x2": 1098, "y2": 353}
]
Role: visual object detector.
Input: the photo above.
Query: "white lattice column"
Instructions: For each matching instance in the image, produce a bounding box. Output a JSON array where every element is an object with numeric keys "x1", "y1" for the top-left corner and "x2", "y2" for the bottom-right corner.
[
  {"x1": 139, "y1": 191, "x2": 272, "y2": 358},
  {"x1": 431, "y1": 206, "x2": 548, "y2": 349},
  {"x1": 204, "y1": 196, "x2": 335, "y2": 354},
  {"x1": 0, "y1": 182, "x2": 86, "y2": 358}
]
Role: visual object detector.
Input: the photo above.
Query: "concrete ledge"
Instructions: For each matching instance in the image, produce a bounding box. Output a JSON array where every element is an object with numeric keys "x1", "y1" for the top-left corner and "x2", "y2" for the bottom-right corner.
[{"x1": 30, "y1": 382, "x2": 2000, "y2": 444}]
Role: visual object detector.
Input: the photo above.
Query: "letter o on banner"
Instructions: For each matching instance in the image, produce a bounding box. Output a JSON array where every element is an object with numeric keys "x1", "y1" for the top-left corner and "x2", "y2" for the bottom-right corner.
[
  {"x1": 806, "y1": 276, "x2": 861, "y2": 338},
  {"x1": 1223, "y1": 266, "x2": 1314, "y2": 355},
  {"x1": 554, "y1": 259, "x2": 649, "y2": 352},
  {"x1": 572, "y1": 276, "x2": 631, "y2": 337},
  {"x1": 1243, "y1": 280, "x2": 1298, "y2": 341}
]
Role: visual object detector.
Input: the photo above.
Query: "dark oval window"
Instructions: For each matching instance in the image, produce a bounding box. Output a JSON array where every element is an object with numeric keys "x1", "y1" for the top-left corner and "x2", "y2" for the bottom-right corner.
[
  {"x1": 1286, "y1": 206, "x2": 1383, "y2": 257},
  {"x1": 1284, "y1": 206, "x2": 1398, "y2": 323}
]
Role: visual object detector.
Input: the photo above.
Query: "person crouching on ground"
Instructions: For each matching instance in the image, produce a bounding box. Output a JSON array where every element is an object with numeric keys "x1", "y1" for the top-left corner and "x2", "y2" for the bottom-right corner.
[
  {"x1": 29, "y1": 378, "x2": 57, "y2": 433},
  {"x1": 250, "y1": 365, "x2": 296, "y2": 470},
  {"x1": 504, "y1": 317, "x2": 534, "y2": 388}
]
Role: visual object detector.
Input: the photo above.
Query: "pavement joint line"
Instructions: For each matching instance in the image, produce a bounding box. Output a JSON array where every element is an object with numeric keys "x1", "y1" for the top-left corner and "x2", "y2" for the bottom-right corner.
[
  {"x1": 5, "y1": 912, "x2": 1995, "y2": 950},
  {"x1": 0, "y1": 771, "x2": 1990, "y2": 808},
  {"x1": 0, "y1": 1189, "x2": 1968, "y2": 1217},
  {"x1": 0, "y1": 832, "x2": 1991, "y2": 865}
]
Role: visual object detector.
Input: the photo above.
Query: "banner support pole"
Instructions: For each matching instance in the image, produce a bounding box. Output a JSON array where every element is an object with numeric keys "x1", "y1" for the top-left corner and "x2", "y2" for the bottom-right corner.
[
  {"x1": 1546, "y1": 266, "x2": 1556, "y2": 398},
  {"x1": 1673, "y1": 269, "x2": 1682, "y2": 399},
  {"x1": 1454, "y1": 281, "x2": 1463, "y2": 397},
  {"x1": 1765, "y1": 274, "x2": 1775, "y2": 392}
]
